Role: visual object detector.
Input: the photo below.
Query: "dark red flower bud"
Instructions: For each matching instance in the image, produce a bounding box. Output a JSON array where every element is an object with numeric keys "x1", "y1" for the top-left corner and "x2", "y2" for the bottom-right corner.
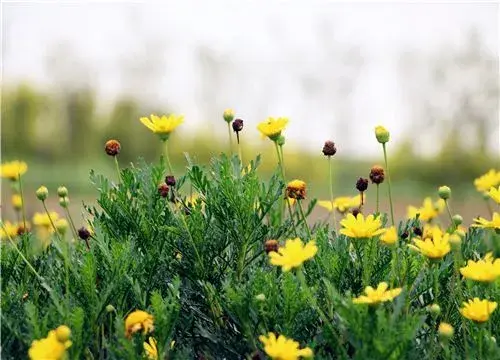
[
  {"x1": 322, "y1": 141, "x2": 337, "y2": 156},
  {"x1": 104, "y1": 139, "x2": 121, "y2": 156},
  {"x1": 369, "y1": 165, "x2": 385, "y2": 184},
  {"x1": 165, "y1": 175, "x2": 176, "y2": 187},
  {"x1": 356, "y1": 177, "x2": 369, "y2": 192},
  {"x1": 78, "y1": 227, "x2": 91, "y2": 240},
  {"x1": 158, "y1": 183, "x2": 169, "y2": 198},
  {"x1": 232, "y1": 119, "x2": 244, "y2": 132}
]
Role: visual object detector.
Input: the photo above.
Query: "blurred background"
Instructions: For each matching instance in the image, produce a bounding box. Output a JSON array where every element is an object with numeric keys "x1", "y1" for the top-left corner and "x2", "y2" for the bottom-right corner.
[{"x1": 2, "y1": 1, "x2": 499, "y2": 223}]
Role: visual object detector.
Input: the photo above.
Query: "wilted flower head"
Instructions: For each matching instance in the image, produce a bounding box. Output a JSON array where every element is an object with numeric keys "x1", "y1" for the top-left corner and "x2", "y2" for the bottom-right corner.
[
  {"x1": 474, "y1": 169, "x2": 500, "y2": 193},
  {"x1": 158, "y1": 183, "x2": 169, "y2": 198},
  {"x1": 1, "y1": 160, "x2": 27, "y2": 181},
  {"x1": 257, "y1": 117, "x2": 289, "y2": 141},
  {"x1": 286, "y1": 180, "x2": 306, "y2": 200},
  {"x1": 353, "y1": 282, "x2": 402, "y2": 305},
  {"x1": 355, "y1": 177, "x2": 369, "y2": 192},
  {"x1": 78, "y1": 227, "x2": 91, "y2": 241},
  {"x1": 268, "y1": 238, "x2": 317, "y2": 271},
  {"x1": 264, "y1": 239, "x2": 279, "y2": 254},
  {"x1": 232, "y1": 119, "x2": 244, "y2": 132},
  {"x1": 104, "y1": 139, "x2": 121, "y2": 156},
  {"x1": 140, "y1": 114, "x2": 184, "y2": 140},
  {"x1": 322, "y1": 140, "x2": 337, "y2": 157},
  {"x1": 369, "y1": 165, "x2": 385, "y2": 184},
  {"x1": 125, "y1": 310, "x2": 154, "y2": 338},
  {"x1": 460, "y1": 298, "x2": 497, "y2": 323},
  {"x1": 259, "y1": 333, "x2": 313, "y2": 360}
]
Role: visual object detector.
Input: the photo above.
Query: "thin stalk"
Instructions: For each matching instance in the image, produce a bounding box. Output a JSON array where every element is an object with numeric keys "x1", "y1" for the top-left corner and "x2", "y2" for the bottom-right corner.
[
  {"x1": 376, "y1": 184, "x2": 380, "y2": 214},
  {"x1": 297, "y1": 200, "x2": 312, "y2": 238},
  {"x1": 42, "y1": 201, "x2": 63, "y2": 243},
  {"x1": 445, "y1": 201, "x2": 455, "y2": 230},
  {"x1": 113, "y1": 156, "x2": 122, "y2": 184},
  {"x1": 328, "y1": 157, "x2": 338, "y2": 233},
  {"x1": 227, "y1": 122, "x2": 233, "y2": 154},
  {"x1": 236, "y1": 133, "x2": 243, "y2": 165},
  {"x1": 382, "y1": 143, "x2": 395, "y2": 226},
  {"x1": 64, "y1": 207, "x2": 78, "y2": 241},
  {"x1": 279, "y1": 144, "x2": 286, "y2": 179},
  {"x1": 17, "y1": 175, "x2": 27, "y2": 230},
  {"x1": 286, "y1": 199, "x2": 298, "y2": 237},
  {"x1": 274, "y1": 142, "x2": 285, "y2": 224},
  {"x1": 433, "y1": 262, "x2": 439, "y2": 302},
  {"x1": 163, "y1": 140, "x2": 174, "y2": 175}
]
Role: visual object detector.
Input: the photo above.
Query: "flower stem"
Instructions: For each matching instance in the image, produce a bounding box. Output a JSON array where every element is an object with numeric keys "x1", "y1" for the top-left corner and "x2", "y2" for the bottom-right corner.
[
  {"x1": 114, "y1": 156, "x2": 122, "y2": 185},
  {"x1": 227, "y1": 122, "x2": 233, "y2": 154},
  {"x1": 163, "y1": 139, "x2": 174, "y2": 175},
  {"x1": 274, "y1": 142, "x2": 286, "y2": 225},
  {"x1": 17, "y1": 175, "x2": 27, "y2": 230},
  {"x1": 297, "y1": 200, "x2": 312, "y2": 238},
  {"x1": 328, "y1": 157, "x2": 338, "y2": 233},
  {"x1": 237, "y1": 134, "x2": 243, "y2": 165},
  {"x1": 382, "y1": 143, "x2": 395, "y2": 226},
  {"x1": 445, "y1": 201, "x2": 455, "y2": 230},
  {"x1": 376, "y1": 184, "x2": 380, "y2": 214},
  {"x1": 64, "y1": 207, "x2": 79, "y2": 241}
]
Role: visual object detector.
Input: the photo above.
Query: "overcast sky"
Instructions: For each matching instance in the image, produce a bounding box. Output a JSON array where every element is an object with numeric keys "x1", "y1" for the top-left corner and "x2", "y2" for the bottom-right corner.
[{"x1": 2, "y1": 1, "x2": 498, "y2": 155}]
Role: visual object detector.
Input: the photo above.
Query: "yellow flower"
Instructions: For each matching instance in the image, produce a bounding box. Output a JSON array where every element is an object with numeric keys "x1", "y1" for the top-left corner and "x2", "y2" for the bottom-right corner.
[
  {"x1": 28, "y1": 325, "x2": 72, "y2": 360},
  {"x1": 257, "y1": 117, "x2": 289, "y2": 141},
  {"x1": 268, "y1": 238, "x2": 317, "y2": 272},
  {"x1": 286, "y1": 180, "x2": 306, "y2": 200},
  {"x1": 474, "y1": 169, "x2": 500, "y2": 193},
  {"x1": 438, "y1": 322, "x2": 454, "y2": 338},
  {"x1": 459, "y1": 298, "x2": 497, "y2": 323},
  {"x1": 460, "y1": 253, "x2": 500, "y2": 282},
  {"x1": 1, "y1": 221, "x2": 19, "y2": 241},
  {"x1": 144, "y1": 337, "x2": 158, "y2": 360},
  {"x1": 488, "y1": 186, "x2": 500, "y2": 204},
  {"x1": 380, "y1": 226, "x2": 398, "y2": 245},
  {"x1": 12, "y1": 194, "x2": 23, "y2": 210},
  {"x1": 472, "y1": 212, "x2": 500, "y2": 230},
  {"x1": 1, "y1": 160, "x2": 28, "y2": 180},
  {"x1": 259, "y1": 333, "x2": 313, "y2": 360},
  {"x1": 407, "y1": 197, "x2": 445, "y2": 222},
  {"x1": 139, "y1": 114, "x2": 184, "y2": 140},
  {"x1": 125, "y1": 310, "x2": 154, "y2": 338},
  {"x1": 319, "y1": 195, "x2": 362, "y2": 213},
  {"x1": 33, "y1": 212, "x2": 60, "y2": 228},
  {"x1": 340, "y1": 213, "x2": 385, "y2": 238},
  {"x1": 410, "y1": 227, "x2": 450, "y2": 259},
  {"x1": 55, "y1": 219, "x2": 69, "y2": 235},
  {"x1": 353, "y1": 282, "x2": 402, "y2": 305}
]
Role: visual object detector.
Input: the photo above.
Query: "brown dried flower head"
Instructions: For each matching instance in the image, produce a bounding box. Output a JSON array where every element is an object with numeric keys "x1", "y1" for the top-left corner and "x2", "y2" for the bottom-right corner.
[
  {"x1": 355, "y1": 177, "x2": 369, "y2": 192},
  {"x1": 322, "y1": 141, "x2": 337, "y2": 157},
  {"x1": 264, "y1": 239, "x2": 279, "y2": 254},
  {"x1": 369, "y1": 165, "x2": 385, "y2": 184},
  {"x1": 286, "y1": 180, "x2": 307, "y2": 200},
  {"x1": 105, "y1": 139, "x2": 121, "y2": 156}
]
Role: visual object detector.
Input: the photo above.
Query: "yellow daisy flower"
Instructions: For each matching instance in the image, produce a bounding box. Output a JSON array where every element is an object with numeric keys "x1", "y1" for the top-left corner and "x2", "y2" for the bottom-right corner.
[
  {"x1": 472, "y1": 212, "x2": 500, "y2": 230},
  {"x1": 1, "y1": 221, "x2": 19, "y2": 241},
  {"x1": 12, "y1": 194, "x2": 23, "y2": 211},
  {"x1": 410, "y1": 227, "x2": 451, "y2": 259},
  {"x1": 28, "y1": 325, "x2": 72, "y2": 360},
  {"x1": 257, "y1": 117, "x2": 289, "y2": 141},
  {"x1": 144, "y1": 337, "x2": 158, "y2": 360},
  {"x1": 380, "y1": 226, "x2": 398, "y2": 245},
  {"x1": 259, "y1": 333, "x2": 313, "y2": 360},
  {"x1": 139, "y1": 114, "x2": 184, "y2": 140},
  {"x1": 33, "y1": 212, "x2": 60, "y2": 228},
  {"x1": 459, "y1": 298, "x2": 497, "y2": 323},
  {"x1": 286, "y1": 180, "x2": 306, "y2": 200},
  {"x1": 407, "y1": 197, "x2": 445, "y2": 222},
  {"x1": 353, "y1": 282, "x2": 402, "y2": 305},
  {"x1": 125, "y1": 310, "x2": 154, "y2": 338},
  {"x1": 474, "y1": 169, "x2": 500, "y2": 193},
  {"x1": 339, "y1": 213, "x2": 385, "y2": 239},
  {"x1": 1, "y1": 160, "x2": 28, "y2": 181},
  {"x1": 460, "y1": 253, "x2": 500, "y2": 282},
  {"x1": 268, "y1": 238, "x2": 317, "y2": 272},
  {"x1": 487, "y1": 186, "x2": 500, "y2": 204}
]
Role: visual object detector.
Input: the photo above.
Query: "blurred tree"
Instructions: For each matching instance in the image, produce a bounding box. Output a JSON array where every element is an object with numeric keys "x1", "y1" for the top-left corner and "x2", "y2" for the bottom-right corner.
[{"x1": 65, "y1": 88, "x2": 96, "y2": 158}]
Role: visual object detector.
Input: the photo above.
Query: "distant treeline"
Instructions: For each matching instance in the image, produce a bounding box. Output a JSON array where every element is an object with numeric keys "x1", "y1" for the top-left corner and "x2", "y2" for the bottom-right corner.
[{"x1": 2, "y1": 83, "x2": 498, "y2": 192}]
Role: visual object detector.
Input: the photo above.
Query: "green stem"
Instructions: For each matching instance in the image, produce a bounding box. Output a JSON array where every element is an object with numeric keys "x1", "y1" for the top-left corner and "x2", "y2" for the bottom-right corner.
[
  {"x1": 237, "y1": 134, "x2": 243, "y2": 165},
  {"x1": 286, "y1": 198, "x2": 298, "y2": 238},
  {"x1": 113, "y1": 156, "x2": 122, "y2": 184},
  {"x1": 382, "y1": 143, "x2": 395, "y2": 226},
  {"x1": 478, "y1": 326, "x2": 483, "y2": 360},
  {"x1": 433, "y1": 262, "x2": 439, "y2": 303},
  {"x1": 445, "y1": 201, "x2": 455, "y2": 230},
  {"x1": 274, "y1": 142, "x2": 285, "y2": 225},
  {"x1": 64, "y1": 207, "x2": 79, "y2": 241},
  {"x1": 227, "y1": 122, "x2": 233, "y2": 154},
  {"x1": 297, "y1": 200, "x2": 312, "y2": 238},
  {"x1": 163, "y1": 140, "x2": 174, "y2": 175},
  {"x1": 376, "y1": 184, "x2": 380, "y2": 214},
  {"x1": 17, "y1": 175, "x2": 27, "y2": 231},
  {"x1": 328, "y1": 157, "x2": 338, "y2": 233},
  {"x1": 279, "y1": 145, "x2": 286, "y2": 179}
]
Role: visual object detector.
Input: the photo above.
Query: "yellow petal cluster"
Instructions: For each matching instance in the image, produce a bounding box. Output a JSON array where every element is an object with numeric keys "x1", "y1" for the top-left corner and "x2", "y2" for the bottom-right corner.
[
  {"x1": 407, "y1": 197, "x2": 445, "y2": 222},
  {"x1": 1, "y1": 221, "x2": 19, "y2": 241},
  {"x1": 12, "y1": 194, "x2": 23, "y2": 210},
  {"x1": 459, "y1": 298, "x2": 497, "y2": 323},
  {"x1": 474, "y1": 169, "x2": 500, "y2": 193},
  {"x1": 340, "y1": 213, "x2": 385, "y2": 238},
  {"x1": 318, "y1": 195, "x2": 362, "y2": 213},
  {"x1": 460, "y1": 253, "x2": 500, "y2": 282},
  {"x1": 144, "y1": 337, "x2": 158, "y2": 360},
  {"x1": 353, "y1": 282, "x2": 402, "y2": 305},
  {"x1": 125, "y1": 310, "x2": 155, "y2": 338},
  {"x1": 33, "y1": 212, "x2": 60, "y2": 228},
  {"x1": 472, "y1": 212, "x2": 500, "y2": 230},
  {"x1": 410, "y1": 227, "x2": 450, "y2": 259},
  {"x1": 286, "y1": 180, "x2": 306, "y2": 200},
  {"x1": 259, "y1": 333, "x2": 313, "y2": 360},
  {"x1": 1, "y1": 160, "x2": 28, "y2": 180},
  {"x1": 257, "y1": 117, "x2": 289, "y2": 141},
  {"x1": 380, "y1": 226, "x2": 398, "y2": 245},
  {"x1": 139, "y1": 114, "x2": 184, "y2": 140},
  {"x1": 28, "y1": 325, "x2": 72, "y2": 360},
  {"x1": 268, "y1": 238, "x2": 317, "y2": 272},
  {"x1": 487, "y1": 186, "x2": 500, "y2": 204}
]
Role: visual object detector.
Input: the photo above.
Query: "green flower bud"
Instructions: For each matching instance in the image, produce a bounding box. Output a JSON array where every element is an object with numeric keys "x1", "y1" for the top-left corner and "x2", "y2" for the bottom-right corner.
[
  {"x1": 438, "y1": 186, "x2": 451, "y2": 200},
  {"x1": 276, "y1": 135, "x2": 286, "y2": 146},
  {"x1": 105, "y1": 304, "x2": 116, "y2": 313},
  {"x1": 255, "y1": 293, "x2": 266, "y2": 301},
  {"x1": 452, "y1": 214, "x2": 463, "y2": 226},
  {"x1": 57, "y1": 186, "x2": 68, "y2": 197},
  {"x1": 223, "y1": 108, "x2": 235, "y2": 123},
  {"x1": 59, "y1": 197, "x2": 70, "y2": 208},
  {"x1": 428, "y1": 303, "x2": 441, "y2": 316},
  {"x1": 374, "y1": 125, "x2": 390, "y2": 144},
  {"x1": 36, "y1": 186, "x2": 49, "y2": 201}
]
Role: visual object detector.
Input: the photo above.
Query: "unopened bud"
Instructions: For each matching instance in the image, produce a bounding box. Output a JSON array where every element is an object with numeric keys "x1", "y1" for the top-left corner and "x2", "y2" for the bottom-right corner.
[
  {"x1": 232, "y1": 119, "x2": 244, "y2": 132},
  {"x1": 322, "y1": 141, "x2": 337, "y2": 157},
  {"x1": 165, "y1": 175, "x2": 176, "y2": 187},
  {"x1": 428, "y1": 303, "x2": 441, "y2": 316},
  {"x1": 104, "y1": 139, "x2": 121, "y2": 156},
  {"x1": 276, "y1": 135, "x2": 286, "y2": 147},
  {"x1": 255, "y1": 293, "x2": 266, "y2": 301},
  {"x1": 356, "y1": 178, "x2": 369, "y2": 192},
  {"x1": 223, "y1": 108, "x2": 235, "y2": 123},
  {"x1": 452, "y1": 214, "x2": 463, "y2": 226},
  {"x1": 375, "y1": 125, "x2": 390, "y2": 144},
  {"x1": 158, "y1": 183, "x2": 169, "y2": 198},
  {"x1": 78, "y1": 227, "x2": 91, "y2": 241},
  {"x1": 36, "y1": 186, "x2": 49, "y2": 201},
  {"x1": 369, "y1": 165, "x2": 385, "y2": 185},
  {"x1": 105, "y1": 304, "x2": 116, "y2": 313},
  {"x1": 12, "y1": 194, "x2": 22, "y2": 211},
  {"x1": 438, "y1": 322, "x2": 454, "y2": 339},
  {"x1": 57, "y1": 186, "x2": 68, "y2": 197},
  {"x1": 55, "y1": 325, "x2": 71, "y2": 342},
  {"x1": 438, "y1": 186, "x2": 451, "y2": 200},
  {"x1": 59, "y1": 197, "x2": 70, "y2": 208},
  {"x1": 449, "y1": 233, "x2": 462, "y2": 249}
]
